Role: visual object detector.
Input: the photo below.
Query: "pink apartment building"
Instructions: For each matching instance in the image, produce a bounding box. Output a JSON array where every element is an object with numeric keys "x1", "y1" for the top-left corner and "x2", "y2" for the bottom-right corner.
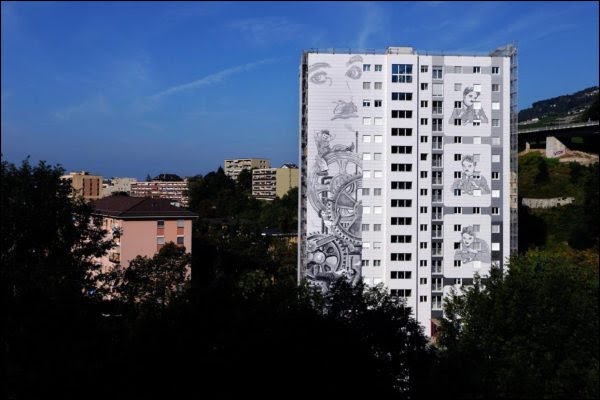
[{"x1": 91, "y1": 196, "x2": 198, "y2": 270}]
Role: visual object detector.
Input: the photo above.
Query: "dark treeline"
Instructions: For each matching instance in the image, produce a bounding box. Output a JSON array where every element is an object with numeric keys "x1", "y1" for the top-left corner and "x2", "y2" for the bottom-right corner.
[{"x1": 3, "y1": 157, "x2": 599, "y2": 399}]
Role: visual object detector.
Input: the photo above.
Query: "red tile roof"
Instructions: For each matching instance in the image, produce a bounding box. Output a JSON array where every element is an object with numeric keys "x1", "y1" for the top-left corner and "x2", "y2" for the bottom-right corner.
[{"x1": 91, "y1": 196, "x2": 198, "y2": 219}]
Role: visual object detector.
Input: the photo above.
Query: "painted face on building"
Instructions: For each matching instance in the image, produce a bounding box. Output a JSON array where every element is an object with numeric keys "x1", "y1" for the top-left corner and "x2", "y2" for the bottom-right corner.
[
  {"x1": 462, "y1": 232, "x2": 475, "y2": 247},
  {"x1": 463, "y1": 90, "x2": 479, "y2": 107},
  {"x1": 462, "y1": 160, "x2": 475, "y2": 176}
]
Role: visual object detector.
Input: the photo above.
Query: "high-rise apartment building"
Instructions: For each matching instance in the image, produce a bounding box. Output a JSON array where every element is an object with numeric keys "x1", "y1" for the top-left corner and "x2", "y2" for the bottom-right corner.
[
  {"x1": 224, "y1": 158, "x2": 270, "y2": 180},
  {"x1": 130, "y1": 180, "x2": 189, "y2": 208},
  {"x1": 61, "y1": 171, "x2": 103, "y2": 202},
  {"x1": 298, "y1": 45, "x2": 517, "y2": 337},
  {"x1": 252, "y1": 163, "x2": 299, "y2": 200}
]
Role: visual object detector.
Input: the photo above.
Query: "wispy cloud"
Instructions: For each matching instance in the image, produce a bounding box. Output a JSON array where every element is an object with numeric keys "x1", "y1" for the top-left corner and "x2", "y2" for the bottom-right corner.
[
  {"x1": 227, "y1": 16, "x2": 304, "y2": 47},
  {"x1": 53, "y1": 95, "x2": 111, "y2": 121},
  {"x1": 150, "y1": 58, "x2": 279, "y2": 100},
  {"x1": 356, "y1": 3, "x2": 385, "y2": 49}
]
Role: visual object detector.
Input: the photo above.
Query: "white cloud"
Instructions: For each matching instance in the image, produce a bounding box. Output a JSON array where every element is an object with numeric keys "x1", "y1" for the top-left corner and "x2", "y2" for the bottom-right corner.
[
  {"x1": 53, "y1": 96, "x2": 111, "y2": 121},
  {"x1": 356, "y1": 3, "x2": 386, "y2": 50}
]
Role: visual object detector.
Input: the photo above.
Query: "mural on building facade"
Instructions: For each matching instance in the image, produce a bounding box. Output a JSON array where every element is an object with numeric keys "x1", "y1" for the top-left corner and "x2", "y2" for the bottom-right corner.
[
  {"x1": 451, "y1": 154, "x2": 491, "y2": 195},
  {"x1": 306, "y1": 129, "x2": 362, "y2": 292},
  {"x1": 308, "y1": 62, "x2": 332, "y2": 85},
  {"x1": 454, "y1": 225, "x2": 490, "y2": 264},
  {"x1": 449, "y1": 86, "x2": 489, "y2": 125}
]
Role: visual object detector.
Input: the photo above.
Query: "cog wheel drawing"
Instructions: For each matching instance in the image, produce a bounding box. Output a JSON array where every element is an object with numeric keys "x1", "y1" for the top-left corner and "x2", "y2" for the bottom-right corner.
[
  {"x1": 305, "y1": 233, "x2": 349, "y2": 278},
  {"x1": 308, "y1": 150, "x2": 362, "y2": 214},
  {"x1": 324, "y1": 174, "x2": 362, "y2": 245}
]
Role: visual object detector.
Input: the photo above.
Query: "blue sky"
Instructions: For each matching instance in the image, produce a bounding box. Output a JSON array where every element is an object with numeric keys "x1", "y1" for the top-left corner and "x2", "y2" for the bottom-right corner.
[{"x1": 2, "y1": 1, "x2": 598, "y2": 180}]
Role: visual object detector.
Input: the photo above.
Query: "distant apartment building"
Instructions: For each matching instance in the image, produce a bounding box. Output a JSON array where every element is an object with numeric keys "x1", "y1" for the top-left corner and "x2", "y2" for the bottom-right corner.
[
  {"x1": 91, "y1": 196, "x2": 198, "y2": 270},
  {"x1": 61, "y1": 171, "x2": 103, "y2": 202},
  {"x1": 224, "y1": 158, "x2": 270, "y2": 180},
  {"x1": 252, "y1": 163, "x2": 299, "y2": 200},
  {"x1": 130, "y1": 180, "x2": 189, "y2": 208},
  {"x1": 102, "y1": 177, "x2": 138, "y2": 197}
]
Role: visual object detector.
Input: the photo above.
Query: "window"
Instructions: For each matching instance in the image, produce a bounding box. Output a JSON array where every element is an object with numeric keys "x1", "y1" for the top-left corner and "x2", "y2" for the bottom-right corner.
[
  {"x1": 375, "y1": 64, "x2": 382, "y2": 72},
  {"x1": 374, "y1": 188, "x2": 382, "y2": 196},
  {"x1": 421, "y1": 118, "x2": 428, "y2": 125},
  {"x1": 420, "y1": 136, "x2": 428, "y2": 143},
  {"x1": 492, "y1": 154, "x2": 500, "y2": 163},
  {"x1": 391, "y1": 235, "x2": 412, "y2": 243},
  {"x1": 454, "y1": 66, "x2": 462, "y2": 73},
  {"x1": 454, "y1": 224, "x2": 461, "y2": 232},
  {"x1": 391, "y1": 163, "x2": 412, "y2": 172},
  {"x1": 373, "y1": 242, "x2": 382, "y2": 249},
  {"x1": 492, "y1": 224, "x2": 501, "y2": 233},
  {"x1": 373, "y1": 259, "x2": 381, "y2": 266},
  {"x1": 420, "y1": 260, "x2": 428, "y2": 267},
  {"x1": 454, "y1": 260, "x2": 462, "y2": 267},
  {"x1": 420, "y1": 100, "x2": 428, "y2": 107},
  {"x1": 492, "y1": 190, "x2": 500, "y2": 198},
  {"x1": 432, "y1": 66, "x2": 443, "y2": 79},
  {"x1": 420, "y1": 189, "x2": 428, "y2": 196},
  {"x1": 492, "y1": 172, "x2": 500, "y2": 180},
  {"x1": 392, "y1": 92, "x2": 412, "y2": 101},
  {"x1": 391, "y1": 128, "x2": 412, "y2": 136},
  {"x1": 473, "y1": 207, "x2": 481, "y2": 214},
  {"x1": 391, "y1": 199, "x2": 412, "y2": 207},
  {"x1": 432, "y1": 296, "x2": 442, "y2": 310},
  {"x1": 177, "y1": 219, "x2": 185, "y2": 228},
  {"x1": 374, "y1": 117, "x2": 383, "y2": 125},
  {"x1": 420, "y1": 206, "x2": 428, "y2": 213},
  {"x1": 363, "y1": 64, "x2": 371, "y2": 71},
  {"x1": 420, "y1": 224, "x2": 428, "y2": 231},
  {"x1": 454, "y1": 278, "x2": 463, "y2": 286},
  {"x1": 432, "y1": 260, "x2": 442, "y2": 274},
  {"x1": 420, "y1": 171, "x2": 428, "y2": 178},
  {"x1": 420, "y1": 153, "x2": 428, "y2": 161},
  {"x1": 454, "y1": 118, "x2": 462, "y2": 126},
  {"x1": 362, "y1": 224, "x2": 369, "y2": 231},
  {"x1": 432, "y1": 100, "x2": 443, "y2": 114},
  {"x1": 473, "y1": 84, "x2": 481, "y2": 92},
  {"x1": 390, "y1": 217, "x2": 412, "y2": 225},
  {"x1": 420, "y1": 242, "x2": 428, "y2": 249},
  {"x1": 420, "y1": 65, "x2": 429, "y2": 73},
  {"x1": 157, "y1": 220, "x2": 165, "y2": 228},
  {"x1": 432, "y1": 118, "x2": 443, "y2": 132},
  {"x1": 374, "y1": 82, "x2": 382, "y2": 90},
  {"x1": 454, "y1": 153, "x2": 462, "y2": 161},
  {"x1": 454, "y1": 171, "x2": 462, "y2": 179},
  {"x1": 432, "y1": 136, "x2": 442, "y2": 149},
  {"x1": 454, "y1": 101, "x2": 462, "y2": 109},
  {"x1": 391, "y1": 181, "x2": 412, "y2": 189},
  {"x1": 433, "y1": 171, "x2": 442, "y2": 184},
  {"x1": 432, "y1": 83, "x2": 443, "y2": 97},
  {"x1": 391, "y1": 145, "x2": 412, "y2": 154},
  {"x1": 492, "y1": 242, "x2": 500, "y2": 251},
  {"x1": 363, "y1": 170, "x2": 371, "y2": 178},
  {"x1": 374, "y1": 206, "x2": 382, "y2": 214},
  {"x1": 390, "y1": 253, "x2": 412, "y2": 261},
  {"x1": 373, "y1": 224, "x2": 382, "y2": 231},
  {"x1": 362, "y1": 188, "x2": 370, "y2": 196},
  {"x1": 454, "y1": 189, "x2": 462, "y2": 196},
  {"x1": 363, "y1": 135, "x2": 371, "y2": 143},
  {"x1": 492, "y1": 66, "x2": 499, "y2": 74},
  {"x1": 474, "y1": 189, "x2": 481, "y2": 197},
  {"x1": 363, "y1": 99, "x2": 371, "y2": 107},
  {"x1": 432, "y1": 278, "x2": 442, "y2": 291},
  {"x1": 363, "y1": 152, "x2": 372, "y2": 161},
  {"x1": 473, "y1": 66, "x2": 481, "y2": 73},
  {"x1": 454, "y1": 136, "x2": 462, "y2": 144},
  {"x1": 492, "y1": 83, "x2": 500, "y2": 92},
  {"x1": 492, "y1": 119, "x2": 500, "y2": 127},
  {"x1": 391, "y1": 64, "x2": 413, "y2": 83},
  {"x1": 374, "y1": 100, "x2": 382, "y2": 107},
  {"x1": 176, "y1": 236, "x2": 184, "y2": 245},
  {"x1": 454, "y1": 242, "x2": 461, "y2": 250},
  {"x1": 454, "y1": 83, "x2": 462, "y2": 91},
  {"x1": 374, "y1": 170, "x2": 383, "y2": 178},
  {"x1": 492, "y1": 102, "x2": 500, "y2": 110},
  {"x1": 157, "y1": 236, "x2": 165, "y2": 245},
  {"x1": 361, "y1": 259, "x2": 369, "y2": 267},
  {"x1": 432, "y1": 207, "x2": 443, "y2": 220},
  {"x1": 421, "y1": 83, "x2": 428, "y2": 90},
  {"x1": 454, "y1": 207, "x2": 462, "y2": 214},
  {"x1": 390, "y1": 289, "x2": 412, "y2": 298},
  {"x1": 363, "y1": 207, "x2": 371, "y2": 214},
  {"x1": 363, "y1": 117, "x2": 372, "y2": 125},
  {"x1": 473, "y1": 121, "x2": 481, "y2": 126},
  {"x1": 391, "y1": 110, "x2": 413, "y2": 118},
  {"x1": 420, "y1": 295, "x2": 428, "y2": 302},
  {"x1": 374, "y1": 152, "x2": 382, "y2": 161},
  {"x1": 374, "y1": 135, "x2": 383, "y2": 143}
]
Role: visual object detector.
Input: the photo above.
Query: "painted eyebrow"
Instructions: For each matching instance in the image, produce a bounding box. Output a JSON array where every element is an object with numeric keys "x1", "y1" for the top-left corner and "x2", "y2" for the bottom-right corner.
[
  {"x1": 308, "y1": 63, "x2": 331, "y2": 73},
  {"x1": 346, "y1": 55, "x2": 364, "y2": 66}
]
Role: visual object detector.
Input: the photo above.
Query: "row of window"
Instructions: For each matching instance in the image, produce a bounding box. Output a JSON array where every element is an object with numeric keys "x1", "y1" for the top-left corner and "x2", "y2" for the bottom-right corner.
[
  {"x1": 454, "y1": 189, "x2": 502, "y2": 198},
  {"x1": 157, "y1": 219, "x2": 186, "y2": 228},
  {"x1": 362, "y1": 64, "x2": 383, "y2": 72},
  {"x1": 157, "y1": 236, "x2": 185, "y2": 245},
  {"x1": 422, "y1": 65, "x2": 500, "y2": 75}
]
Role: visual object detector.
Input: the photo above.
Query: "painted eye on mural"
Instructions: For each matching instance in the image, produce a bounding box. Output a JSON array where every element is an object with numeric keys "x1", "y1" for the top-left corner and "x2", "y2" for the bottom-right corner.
[
  {"x1": 310, "y1": 71, "x2": 332, "y2": 85},
  {"x1": 345, "y1": 65, "x2": 362, "y2": 80}
]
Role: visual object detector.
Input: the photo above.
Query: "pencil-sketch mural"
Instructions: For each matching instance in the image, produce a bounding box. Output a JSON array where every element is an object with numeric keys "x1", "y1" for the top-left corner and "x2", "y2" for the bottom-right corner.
[
  {"x1": 450, "y1": 86, "x2": 489, "y2": 125},
  {"x1": 306, "y1": 129, "x2": 362, "y2": 292},
  {"x1": 454, "y1": 225, "x2": 490, "y2": 264},
  {"x1": 451, "y1": 154, "x2": 491, "y2": 195},
  {"x1": 332, "y1": 100, "x2": 358, "y2": 120},
  {"x1": 308, "y1": 62, "x2": 332, "y2": 85}
]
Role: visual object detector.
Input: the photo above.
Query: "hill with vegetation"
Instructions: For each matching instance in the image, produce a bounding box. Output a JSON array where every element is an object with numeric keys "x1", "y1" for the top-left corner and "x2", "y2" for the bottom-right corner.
[{"x1": 518, "y1": 86, "x2": 599, "y2": 128}]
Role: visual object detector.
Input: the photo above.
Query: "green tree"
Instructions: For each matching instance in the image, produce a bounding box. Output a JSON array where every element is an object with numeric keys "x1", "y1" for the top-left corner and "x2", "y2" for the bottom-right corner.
[
  {"x1": 437, "y1": 249, "x2": 599, "y2": 399},
  {"x1": 236, "y1": 168, "x2": 253, "y2": 193}
]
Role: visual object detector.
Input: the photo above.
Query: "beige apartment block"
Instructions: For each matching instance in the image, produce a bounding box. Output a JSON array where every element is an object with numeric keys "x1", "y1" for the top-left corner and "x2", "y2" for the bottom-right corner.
[
  {"x1": 224, "y1": 158, "x2": 270, "y2": 180},
  {"x1": 252, "y1": 164, "x2": 299, "y2": 200},
  {"x1": 61, "y1": 171, "x2": 103, "y2": 202},
  {"x1": 130, "y1": 180, "x2": 189, "y2": 208},
  {"x1": 102, "y1": 177, "x2": 138, "y2": 197}
]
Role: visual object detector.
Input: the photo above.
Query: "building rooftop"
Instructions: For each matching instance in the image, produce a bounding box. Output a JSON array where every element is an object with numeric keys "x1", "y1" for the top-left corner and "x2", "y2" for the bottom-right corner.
[{"x1": 91, "y1": 196, "x2": 198, "y2": 219}]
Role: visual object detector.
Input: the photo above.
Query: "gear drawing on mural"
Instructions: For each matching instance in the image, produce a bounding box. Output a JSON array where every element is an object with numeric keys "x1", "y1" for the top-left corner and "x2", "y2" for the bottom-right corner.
[
  {"x1": 305, "y1": 233, "x2": 355, "y2": 292},
  {"x1": 454, "y1": 226, "x2": 490, "y2": 264},
  {"x1": 451, "y1": 154, "x2": 490, "y2": 195},
  {"x1": 308, "y1": 62, "x2": 333, "y2": 85},
  {"x1": 449, "y1": 86, "x2": 489, "y2": 125}
]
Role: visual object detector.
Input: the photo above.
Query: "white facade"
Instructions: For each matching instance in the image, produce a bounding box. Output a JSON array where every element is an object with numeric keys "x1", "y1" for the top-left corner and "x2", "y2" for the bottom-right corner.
[{"x1": 299, "y1": 46, "x2": 517, "y2": 337}]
